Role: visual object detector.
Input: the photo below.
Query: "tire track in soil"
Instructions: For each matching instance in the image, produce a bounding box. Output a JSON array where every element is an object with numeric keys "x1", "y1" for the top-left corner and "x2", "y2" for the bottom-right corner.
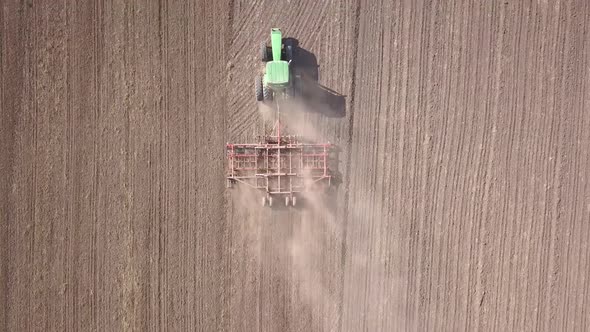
[
  {"x1": 29, "y1": 3, "x2": 39, "y2": 329},
  {"x1": 473, "y1": 1, "x2": 502, "y2": 330},
  {"x1": 0, "y1": 0, "x2": 8, "y2": 324},
  {"x1": 98, "y1": 2, "x2": 134, "y2": 329},
  {"x1": 63, "y1": 3, "x2": 74, "y2": 329},
  {"x1": 338, "y1": 0, "x2": 361, "y2": 329},
  {"x1": 0, "y1": 1, "x2": 23, "y2": 330},
  {"x1": 31, "y1": 2, "x2": 70, "y2": 330},
  {"x1": 524, "y1": 5, "x2": 551, "y2": 330}
]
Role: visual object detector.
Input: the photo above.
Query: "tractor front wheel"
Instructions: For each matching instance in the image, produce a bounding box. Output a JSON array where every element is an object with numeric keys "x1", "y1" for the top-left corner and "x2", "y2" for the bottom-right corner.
[{"x1": 255, "y1": 76, "x2": 263, "y2": 101}]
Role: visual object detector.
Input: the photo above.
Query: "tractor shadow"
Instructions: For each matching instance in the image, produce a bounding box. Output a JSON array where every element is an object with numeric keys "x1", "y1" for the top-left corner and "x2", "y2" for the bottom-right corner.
[{"x1": 284, "y1": 38, "x2": 346, "y2": 118}]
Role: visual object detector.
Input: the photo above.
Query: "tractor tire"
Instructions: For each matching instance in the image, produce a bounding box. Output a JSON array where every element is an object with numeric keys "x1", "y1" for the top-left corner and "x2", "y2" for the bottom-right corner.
[
  {"x1": 261, "y1": 42, "x2": 271, "y2": 62},
  {"x1": 255, "y1": 76, "x2": 263, "y2": 101},
  {"x1": 263, "y1": 84, "x2": 273, "y2": 101},
  {"x1": 261, "y1": 196, "x2": 267, "y2": 206},
  {"x1": 285, "y1": 196, "x2": 290, "y2": 207},
  {"x1": 292, "y1": 196, "x2": 297, "y2": 207},
  {"x1": 268, "y1": 196, "x2": 273, "y2": 207}
]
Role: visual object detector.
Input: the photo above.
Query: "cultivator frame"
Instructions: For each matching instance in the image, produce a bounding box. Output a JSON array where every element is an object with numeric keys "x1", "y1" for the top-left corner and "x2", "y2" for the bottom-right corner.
[{"x1": 226, "y1": 105, "x2": 332, "y2": 207}]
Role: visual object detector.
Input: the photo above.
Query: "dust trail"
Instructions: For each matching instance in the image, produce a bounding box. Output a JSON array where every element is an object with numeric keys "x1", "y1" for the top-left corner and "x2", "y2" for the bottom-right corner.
[
  {"x1": 288, "y1": 192, "x2": 344, "y2": 329},
  {"x1": 256, "y1": 102, "x2": 276, "y2": 126},
  {"x1": 286, "y1": 100, "x2": 404, "y2": 328},
  {"x1": 280, "y1": 100, "x2": 343, "y2": 327},
  {"x1": 254, "y1": 99, "x2": 342, "y2": 326},
  {"x1": 281, "y1": 98, "x2": 326, "y2": 141},
  {"x1": 250, "y1": 98, "x2": 403, "y2": 327},
  {"x1": 257, "y1": 98, "x2": 328, "y2": 141},
  {"x1": 231, "y1": 185, "x2": 263, "y2": 261}
]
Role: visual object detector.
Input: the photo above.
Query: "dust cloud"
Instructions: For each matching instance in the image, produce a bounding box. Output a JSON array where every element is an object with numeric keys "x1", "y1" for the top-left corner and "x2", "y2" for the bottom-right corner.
[{"x1": 250, "y1": 98, "x2": 403, "y2": 327}]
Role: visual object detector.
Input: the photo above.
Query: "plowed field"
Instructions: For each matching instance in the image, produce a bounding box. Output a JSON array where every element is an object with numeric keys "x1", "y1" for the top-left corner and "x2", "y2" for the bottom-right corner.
[{"x1": 2, "y1": 1, "x2": 589, "y2": 331}]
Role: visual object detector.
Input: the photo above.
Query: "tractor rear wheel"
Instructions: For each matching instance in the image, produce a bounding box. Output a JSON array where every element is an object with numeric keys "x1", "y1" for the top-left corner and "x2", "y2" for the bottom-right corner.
[
  {"x1": 263, "y1": 84, "x2": 273, "y2": 101},
  {"x1": 255, "y1": 76, "x2": 263, "y2": 101}
]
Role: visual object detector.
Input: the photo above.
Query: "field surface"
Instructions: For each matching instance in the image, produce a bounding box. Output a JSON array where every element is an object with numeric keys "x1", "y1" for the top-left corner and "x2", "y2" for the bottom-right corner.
[{"x1": 2, "y1": 1, "x2": 589, "y2": 331}]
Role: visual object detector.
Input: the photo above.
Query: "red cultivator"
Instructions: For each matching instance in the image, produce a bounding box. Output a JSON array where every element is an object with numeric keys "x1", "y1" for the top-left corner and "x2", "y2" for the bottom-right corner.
[{"x1": 226, "y1": 115, "x2": 332, "y2": 207}]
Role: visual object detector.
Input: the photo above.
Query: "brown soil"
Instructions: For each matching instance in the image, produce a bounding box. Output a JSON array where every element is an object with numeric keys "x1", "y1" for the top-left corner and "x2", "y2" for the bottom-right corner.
[{"x1": 2, "y1": 1, "x2": 589, "y2": 331}]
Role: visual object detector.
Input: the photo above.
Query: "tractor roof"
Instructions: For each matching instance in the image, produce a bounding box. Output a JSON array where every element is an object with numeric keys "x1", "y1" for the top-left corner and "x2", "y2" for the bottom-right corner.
[{"x1": 266, "y1": 61, "x2": 289, "y2": 86}]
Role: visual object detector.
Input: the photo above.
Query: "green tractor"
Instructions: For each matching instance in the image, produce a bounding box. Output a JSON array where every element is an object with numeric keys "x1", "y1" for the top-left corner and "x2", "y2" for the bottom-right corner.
[{"x1": 255, "y1": 28, "x2": 295, "y2": 102}]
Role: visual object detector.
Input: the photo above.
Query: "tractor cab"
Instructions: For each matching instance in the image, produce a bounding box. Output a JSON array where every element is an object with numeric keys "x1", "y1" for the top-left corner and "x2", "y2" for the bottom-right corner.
[
  {"x1": 265, "y1": 61, "x2": 289, "y2": 87},
  {"x1": 256, "y1": 28, "x2": 293, "y2": 102}
]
